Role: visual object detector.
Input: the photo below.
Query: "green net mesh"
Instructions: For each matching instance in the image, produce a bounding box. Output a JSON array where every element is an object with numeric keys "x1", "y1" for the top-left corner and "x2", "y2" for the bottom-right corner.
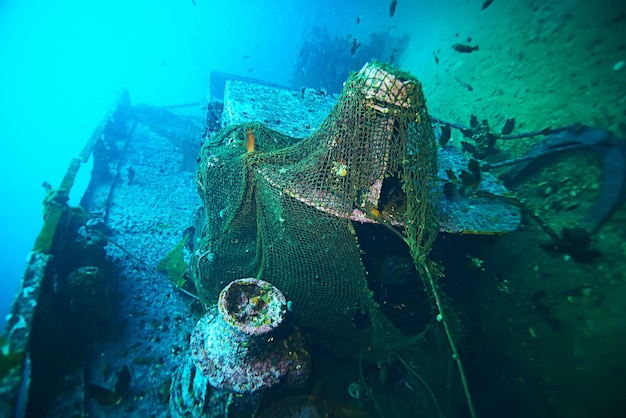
[{"x1": 192, "y1": 62, "x2": 439, "y2": 356}]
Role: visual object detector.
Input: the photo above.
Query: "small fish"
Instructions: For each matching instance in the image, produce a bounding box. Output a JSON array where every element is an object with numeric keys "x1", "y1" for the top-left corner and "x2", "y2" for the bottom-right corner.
[
  {"x1": 242, "y1": 55, "x2": 250, "y2": 59},
  {"x1": 451, "y1": 43, "x2": 479, "y2": 53},
  {"x1": 443, "y1": 182, "x2": 458, "y2": 198},
  {"x1": 432, "y1": 51, "x2": 439, "y2": 64},
  {"x1": 389, "y1": 0, "x2": 398, "y2": 18},
  {"x1": 501, "y1": 118, "x2": 515, "y2": 134},
  {"x1": 461, "y1": 141, "x2": 476, "y2": 153},
  {"x1": 455, "y1": 77, "x2": 473, "y2": 91},
  {"x1": 470, "y1": 115, "x2": 479, "y2": 128},
  {"x1": 115, "y1": 366, "x2": 131, "y2": 394},
  {"x1": 126, "y1": 166, "x2": 135, "y2": 185},
  {"x1": 247, "y1": 67, "x2": 254, "y2": 72},
  {"x1": 350, "y1": 38, "x2": 361, "y2": 56},
  {"x1": 439, "y1": 124, "x2": 451, "y2": 146},
  {"x1": 445, "y1": 168, "x2": 458, "y2": 181},
  {"x1": 481, "y1": 0, "x2": 494, "y2": 10},
  {"x1": 468, "y1": 158, "x2": 480, "y2": 173},
  {"x1": 459, "y1": 169, "x2": 481, "y2": 188},
  {"x1": 245, "y1": 127, "x2": 255, "y2": 153},
  {"x1": 356, "y1": 16, "x2": 360, "y2": 24},
  {"x1": 459, "y1": 170, "x2": 473, "y2": 187}
]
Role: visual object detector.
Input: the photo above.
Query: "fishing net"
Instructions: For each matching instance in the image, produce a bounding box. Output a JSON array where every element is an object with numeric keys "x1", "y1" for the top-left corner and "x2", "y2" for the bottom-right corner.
[{"x1": 191, "y1": 62, "x2": 439, "y2": 356}]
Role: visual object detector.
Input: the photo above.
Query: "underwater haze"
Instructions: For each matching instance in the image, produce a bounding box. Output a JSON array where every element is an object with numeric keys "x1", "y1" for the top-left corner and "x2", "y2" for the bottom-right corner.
[
  {"x1": 1, "y1": 1, "x2": 626, "y2": 417},
  {"x1": 0, "y1": 0, "x2": 388, "y2": 328}
]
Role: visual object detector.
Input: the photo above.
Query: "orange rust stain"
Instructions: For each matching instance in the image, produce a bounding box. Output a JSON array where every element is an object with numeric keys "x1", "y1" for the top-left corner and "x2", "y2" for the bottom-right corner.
[
  {"x1": 369, "y1": 208, "x2": 381, "y2": 218},
  {"x1": 245, "y1": 127, "x2": 255, "y2": 153}
]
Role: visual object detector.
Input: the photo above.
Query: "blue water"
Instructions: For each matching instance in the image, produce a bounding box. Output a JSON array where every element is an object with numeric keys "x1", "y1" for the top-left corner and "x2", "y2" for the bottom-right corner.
[
  {"x1": 0, "y1": 0, "x2": 426, "y2": 329},
  {"x1": 0, "y1": 0, "x2": 394, "y2": 327}
]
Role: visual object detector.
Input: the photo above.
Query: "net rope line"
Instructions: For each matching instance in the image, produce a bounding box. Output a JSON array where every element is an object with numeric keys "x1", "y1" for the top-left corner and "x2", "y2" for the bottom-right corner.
[{"x1": 194, "y1": 61, "x2": 477, "y2": 416}]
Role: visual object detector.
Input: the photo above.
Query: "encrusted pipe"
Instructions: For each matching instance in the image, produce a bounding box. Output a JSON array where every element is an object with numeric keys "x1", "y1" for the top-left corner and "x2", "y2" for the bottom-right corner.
[{"x1": 170, "y1": 278, "x2": 310, "y2": 417}]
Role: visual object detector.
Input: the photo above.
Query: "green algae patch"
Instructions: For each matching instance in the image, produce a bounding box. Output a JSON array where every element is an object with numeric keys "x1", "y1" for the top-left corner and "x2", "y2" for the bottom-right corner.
[{"x1": 157, "y1": 235, "x2": 189, "y2": 288}]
